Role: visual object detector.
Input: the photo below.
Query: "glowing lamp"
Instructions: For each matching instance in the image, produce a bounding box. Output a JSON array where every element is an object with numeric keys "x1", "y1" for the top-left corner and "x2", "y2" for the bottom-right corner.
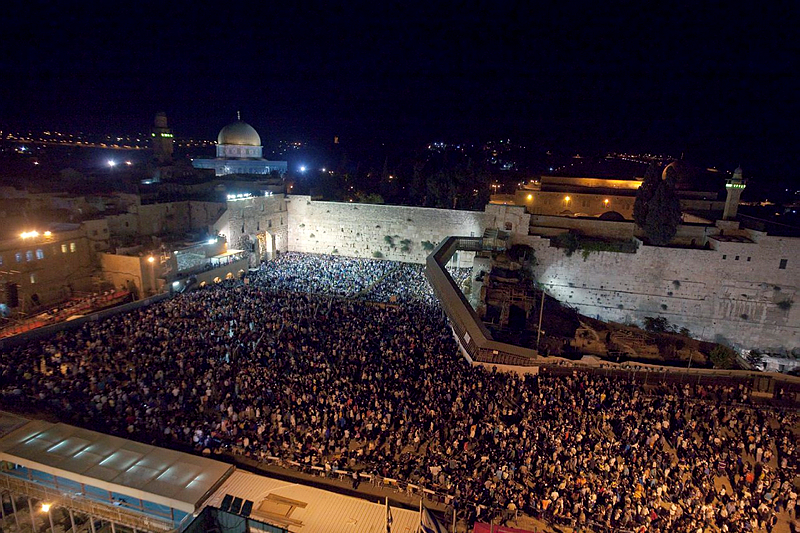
[
  {"x1": 41, "y1": 503, "x2": 51, "y2": 513},
  {"x1": 147, "y1": 256, "x2": 155, "y2": 263}
]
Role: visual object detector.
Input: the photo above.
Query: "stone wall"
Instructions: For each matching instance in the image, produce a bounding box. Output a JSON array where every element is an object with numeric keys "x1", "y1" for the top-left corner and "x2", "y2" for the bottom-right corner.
[
  {"x1": 519, "y1": 231, "x2": 800, "y2": 354},
  {"x1": 528, "y1": 215, "x2": 713, "y2": 245},
  {"x1": 286, "y1": 196, "x2": 495, "y2": 265},
  {"x1": 105, "y1": 201, "x2": 226, "y2": 238},
  {"x1": 214, "y1": 195, "x2": 289, "y2": 265}
]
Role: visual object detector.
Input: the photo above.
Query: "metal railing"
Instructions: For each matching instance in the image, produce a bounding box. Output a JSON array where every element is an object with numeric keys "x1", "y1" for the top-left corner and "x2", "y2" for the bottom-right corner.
[{"x1": 0, "y1": 473, "x2": 175, "y2": 532}]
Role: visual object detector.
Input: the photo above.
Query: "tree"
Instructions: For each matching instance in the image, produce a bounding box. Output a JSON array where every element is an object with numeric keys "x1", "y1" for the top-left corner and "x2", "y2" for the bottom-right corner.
[
  {"x1": 709, "y1": 344, "x2": 738, "y2": 369},
  {"x1": 356, "y1": 192, "x2": 385, "y2": 204},
  {"x1": 643, "y1": 316, "x2": 670, "y2": 333},
  {"x1": 633, "y1": 164, "x2": 662, "y2": 227},
  {"x1": 644, "y1": 169, "x2": 682, "y2": 245}
]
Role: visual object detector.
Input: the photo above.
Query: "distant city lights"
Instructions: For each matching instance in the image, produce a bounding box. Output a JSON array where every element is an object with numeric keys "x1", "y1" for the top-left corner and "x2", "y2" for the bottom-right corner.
[{"x1": 226, "y1": 193, "x2": 253, "y2": 201}]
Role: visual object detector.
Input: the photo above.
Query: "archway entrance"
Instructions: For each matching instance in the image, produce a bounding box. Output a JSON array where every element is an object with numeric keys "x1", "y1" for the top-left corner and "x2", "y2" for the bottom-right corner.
[{"x1": 257, "y1": 231, "x2": 276, "y2": 261}]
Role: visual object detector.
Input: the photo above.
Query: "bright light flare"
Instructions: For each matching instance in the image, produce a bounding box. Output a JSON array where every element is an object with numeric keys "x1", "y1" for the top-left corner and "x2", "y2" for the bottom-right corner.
[
  {"x1": 107, "y1": 160, "x2": 116, "y2": 167},
  {"x1": 41, "y1": 503, "x2": 51, "y2": 513},
  {"x1": 299, "y1": 165, "x2": 307, "y2": 172},
  {"x1": 20, "y1": 231, "x2": 40, "y2": 239},
  {"x1": 147, "y1": 256, "x2": 155, "y2": 263}
]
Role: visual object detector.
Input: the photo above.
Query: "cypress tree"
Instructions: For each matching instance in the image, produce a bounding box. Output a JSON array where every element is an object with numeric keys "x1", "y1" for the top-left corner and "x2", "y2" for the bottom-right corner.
[
  {"x1": 644, "y1": 172, "x2": 682, "y2": 245},
  {"x1": 633, "y1": 164, "x2": 662, "y2": 227}
]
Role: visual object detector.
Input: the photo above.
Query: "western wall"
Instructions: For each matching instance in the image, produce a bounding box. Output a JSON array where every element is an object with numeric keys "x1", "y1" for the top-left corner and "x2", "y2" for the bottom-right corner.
[{"x1": 285, "y1": 196, "x2": 498, "y2": 265}]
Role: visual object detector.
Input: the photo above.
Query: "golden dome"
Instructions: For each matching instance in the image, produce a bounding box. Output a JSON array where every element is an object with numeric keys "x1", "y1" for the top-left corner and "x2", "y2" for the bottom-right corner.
[{"x1": 217, "y1": 121, "x2": 261, "y2": 146}]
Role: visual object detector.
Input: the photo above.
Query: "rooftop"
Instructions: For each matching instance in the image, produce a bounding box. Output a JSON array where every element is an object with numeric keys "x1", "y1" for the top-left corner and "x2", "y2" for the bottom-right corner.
[
  {"x1": 0, "y1": 415, "x2": 233, "y2": 513},
  {"x1": 205, "y1": 470, "x2": 419, "y2": 533}
]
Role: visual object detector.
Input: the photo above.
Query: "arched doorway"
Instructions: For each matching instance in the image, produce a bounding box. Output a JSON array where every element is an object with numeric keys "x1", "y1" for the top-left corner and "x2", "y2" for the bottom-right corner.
[{"x1": 257, "y1": 231, "x2": 276, "y2": 261}]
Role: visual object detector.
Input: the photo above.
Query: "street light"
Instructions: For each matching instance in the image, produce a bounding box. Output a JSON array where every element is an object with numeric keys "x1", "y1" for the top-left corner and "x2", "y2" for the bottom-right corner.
[
  {"x1": 147, "y1": 256, "x2": 155, "y2": 263},
  {"x1": 40, "y1": 503, "x2": 51, "y2": 513}
]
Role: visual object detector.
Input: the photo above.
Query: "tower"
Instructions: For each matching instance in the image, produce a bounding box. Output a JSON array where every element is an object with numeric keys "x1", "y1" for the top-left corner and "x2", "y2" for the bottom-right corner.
[
  {"x1": 151, "y1": 112, "x2": 174, "y2": 164},
  {"x1": 723, "y1": 166, "x2": 745, "y2": 220}
]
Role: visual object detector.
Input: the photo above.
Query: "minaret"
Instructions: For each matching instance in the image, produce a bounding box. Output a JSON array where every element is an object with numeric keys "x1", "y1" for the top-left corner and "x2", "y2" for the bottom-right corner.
[
  {"x1": 723, "y1": 166, "x2": 745, "y2": 220},
  {"x1": 151, "y1": 112, "x2": 174, "y2": 164}
]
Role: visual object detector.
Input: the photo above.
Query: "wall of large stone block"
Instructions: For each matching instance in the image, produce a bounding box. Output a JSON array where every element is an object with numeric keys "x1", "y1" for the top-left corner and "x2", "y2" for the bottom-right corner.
[
  {"x1": 528, "y1": 214, "x2": 712, "y2": 245},
  {"x1": 519, "y1": 233, "x2": 800, "y2": 354},
  {"x1": 214, "y1": 195, "x2": 289, "y2": 264},
  {"x1": 286, "y1": 196, "x2": 493, "y2": 264}
]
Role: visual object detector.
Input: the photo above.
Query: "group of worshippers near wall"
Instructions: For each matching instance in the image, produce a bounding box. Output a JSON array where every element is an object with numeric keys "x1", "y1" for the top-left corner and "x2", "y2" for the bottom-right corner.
[{"x1": 0, "y1": 253, "x2": 797, "y2": 533}]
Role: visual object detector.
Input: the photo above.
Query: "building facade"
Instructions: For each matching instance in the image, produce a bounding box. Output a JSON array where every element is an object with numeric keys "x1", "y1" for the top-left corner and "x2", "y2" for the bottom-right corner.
[
  {"x1": 0, "y1": 226, "x2": 95, "y2": 311},
  {"x1": 192, "y1": 117, "x2": 288, "y2": 177}
]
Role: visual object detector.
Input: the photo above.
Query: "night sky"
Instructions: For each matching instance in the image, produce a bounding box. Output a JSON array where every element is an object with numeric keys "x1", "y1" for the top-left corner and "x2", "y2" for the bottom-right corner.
[{"x1": 2, "y1": 2, "x2": 797, "y2": 179}]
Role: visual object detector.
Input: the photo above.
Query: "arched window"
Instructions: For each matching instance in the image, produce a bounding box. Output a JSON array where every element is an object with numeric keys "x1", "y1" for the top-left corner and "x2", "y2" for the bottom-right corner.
[
  {"x1": 25, "y1": 250, "x2": 34, "y2": 262},
  {"x1": 36, "y1": 249, "x2": 44, "y2": 260}
]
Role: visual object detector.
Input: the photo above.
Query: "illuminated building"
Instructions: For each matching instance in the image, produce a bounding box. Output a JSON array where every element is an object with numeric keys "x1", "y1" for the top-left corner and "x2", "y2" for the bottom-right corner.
[
  {"x1": 0, "y1": 225, "x2": 96, "y2": 311},
  {"x1": 192, "y1": 114, "x2": 288, "y2": 176},
  {"x1": 723, "y1": 166, "x2": 746, "y2": 220}
]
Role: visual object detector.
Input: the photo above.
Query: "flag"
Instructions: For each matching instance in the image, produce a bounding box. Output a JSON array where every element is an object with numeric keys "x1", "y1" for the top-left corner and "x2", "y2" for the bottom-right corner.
[
  {"x1": 419, "y1": 503, "x2": 447, "y2": 533},
  {"x1": 386, "y1": 497, "x2": 393, "y2": 533}
]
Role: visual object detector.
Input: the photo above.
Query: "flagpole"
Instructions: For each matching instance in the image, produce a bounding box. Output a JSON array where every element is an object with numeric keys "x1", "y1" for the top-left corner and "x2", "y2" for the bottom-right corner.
[{"x1": 419, "y1": 497, "x2": 423, "y2": 533}]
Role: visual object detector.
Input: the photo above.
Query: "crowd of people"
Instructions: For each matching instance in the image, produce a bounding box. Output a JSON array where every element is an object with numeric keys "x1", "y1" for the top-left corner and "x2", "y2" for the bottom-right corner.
[
  {"x1": 256, "y1": 252, "x2": 469, "y2": 305},
  {"x1": 0, "y1": 252, "x2": 797, "y2": 533},
  {"x1": 257, "y1": 252, "x2": 396, "y2": 296},
  {"x1": 363, "y1": 263, "x2": 471, "y2": 305}
]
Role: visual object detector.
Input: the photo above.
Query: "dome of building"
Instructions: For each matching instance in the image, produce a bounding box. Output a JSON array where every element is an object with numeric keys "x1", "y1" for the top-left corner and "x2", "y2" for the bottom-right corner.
[{"x1": 217, "y1": 121, "x2": 261, "y2": 146}]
